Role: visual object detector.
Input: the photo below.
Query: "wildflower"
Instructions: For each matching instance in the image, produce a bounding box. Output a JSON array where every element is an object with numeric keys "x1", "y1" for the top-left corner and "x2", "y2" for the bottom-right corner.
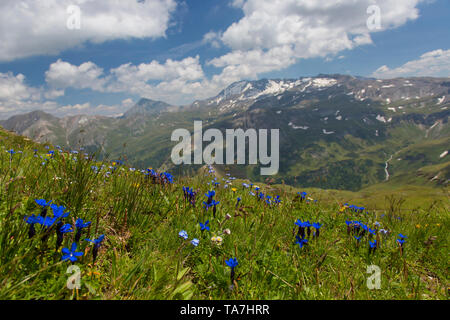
[
  {"x1": 179, "y1": 230, "x2": 188, "y2": 240},
  {"x1": 225, "y1": 258, "x2": 238, "y2": 283},
  {"x1": 56, "y1": 222, "x2": 72, "y2": 248},
  {"x1": 35, "y1": 199, "x2": 52, "y2": 217},
  {"x1": 191, "y1": 239, "x2": 200, "y2": 247},
  {"x1": 397, "y1": 234, "x2": 407, "y2": 247},
  {"x1": 312, "y1": 223, "x2": 322, "y2": 238},
  {"x1": 274, "y1": 195, "x2": 281, "y2": 204},
  {"x1": 51, "y1": 204, "x2": 70, "y2": 219},
  {"x1": 231, "y1": 188, "x2": 237, "y2": 192},
  {"x1": 40, "y1": 216, "x2": 56, "y2": 228},
  {"x1": 354, "y1": 236, "x2": 361, "y2": 242},
  {"x1": 200, "y1": 220, "x2": 210, "y2": 232},
  {"x1": 204, "y1": 190, "x2": 216, "y2": 209},
  {"x1": 295, "y1": 219, "x2": 306, "y2": 238},
  {"x1": 304, "y1": 221, "x2": 312, "y2": 238},
  {"x1": 61, "y1": 243, "x2": 84, "y2": 262},
  {"x1": 297, "y1": 192, "x2": 307, "y2": 202},
  {"x1": 75, "y1": 218, "x2": 91, "y2": 242},
  {"x1": 369, "y1": 240, "x2": 377, "y2": 254},
  {"x1": 24, "y1": 214, "x2": 40, "y2": 239},
  {"x1": 236, "y1": 197, "x2": 241, "y2": 208},
  {"x1": 225, "y1": 213, "x2": 232, "y2": 220},
  {"x1": 60, "y1": 223, "x2": 73, "y2": 233},
  {"x1": 211, "y1": 236, "x2": 223, "y2": 245},
  {"x1": 295, "y1": 235, "x2": 308, "y2": 248},
  {"x1": 223, "y1": 229, "x2": 231, "y2": 235},
  {"x1": 85, "y1": 235, "x2": 105, "y2": 263},
  {"x1": 225, "y1": 258, "x2": 238, "y2": 269}
]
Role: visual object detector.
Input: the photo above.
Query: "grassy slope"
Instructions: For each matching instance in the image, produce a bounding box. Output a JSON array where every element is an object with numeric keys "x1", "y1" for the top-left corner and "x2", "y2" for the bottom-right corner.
[{"x1": 0, "y1": 127, "x2": 448, "y2": 300}]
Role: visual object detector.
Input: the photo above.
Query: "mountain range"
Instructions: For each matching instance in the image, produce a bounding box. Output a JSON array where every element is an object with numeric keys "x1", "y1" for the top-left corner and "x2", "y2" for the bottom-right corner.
[{"x1": 1, "y1": 74, "x2": 449, "y2": 191}]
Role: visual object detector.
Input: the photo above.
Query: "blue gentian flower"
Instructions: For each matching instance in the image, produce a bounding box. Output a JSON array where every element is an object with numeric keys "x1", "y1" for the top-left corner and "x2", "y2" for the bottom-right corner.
[
  {"x1": 397, "y1": 234, "x2": 407, "y2": 246},
  {"x1": 85, "y1": 234, "x2": 105, "y2": 263},
  {"x1": 205, "y1": 190, "x2": 216, "y2": 199},
  {"x1": 61, "y1": 243, "x2": 83, "y2": 262},
  {"x1": 51, "y1": 204, "x2": 70, "y2": 219},
  {"x1": 200, "y1": 220, "x2": 210, "y2": 231},
  {"x1": 40, "y1": 216, "x2": 56, "y2": 228},
  {"x1": 369, "y1": 240, "x2": 377, "y2": 254},
  {"x1": 85, "y1": 235, "x2": 105, "y2": 248},
  {"x1": 225, "y1": 257, "x2": 239, "y2": 282},
  {"x1": 75, "y1": 218, "x2": 91, "y2": 242},
  {"x1": 60, "y1": 224, "x2": 73, "y2": 233},
  {"x1": 35, "y1": 199, "x2": 52, "y2": 208},
  {"x1": 295, "y1": 235, "x2": 308, "y2": 248},
  {"x1": 75, "y1": 218, "x2": 91, "y2": 229},
  {"x1": 24, "y1": 214, "x2": 41, "y2": 238},
  {"x1": 225, "y1": 258, "x2": 238, "y2": 269}
]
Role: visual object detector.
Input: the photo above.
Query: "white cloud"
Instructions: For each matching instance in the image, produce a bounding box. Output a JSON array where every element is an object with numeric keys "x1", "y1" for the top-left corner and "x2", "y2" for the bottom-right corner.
[
  {"x1": 0, "y1": 72, "x2": 61, "y2": 118},
  {"x1": 0, "y1": 71, "x2": 65, "y2": 116},
  {"x1": 372, "y1": 49, "x2": 450, "y2": 78},
  {"x1": 0, "y1": 72, "x2": 40, "y2": 102},
  {"x1": 0, "y1": 0, "x2": 177, "y2": 62},
  {"x1": 207, "y1": 0, "x2": 425, "y2": 83},
  {"x1": 45, "y1": 59, "x2": 106, "y2": 91}
]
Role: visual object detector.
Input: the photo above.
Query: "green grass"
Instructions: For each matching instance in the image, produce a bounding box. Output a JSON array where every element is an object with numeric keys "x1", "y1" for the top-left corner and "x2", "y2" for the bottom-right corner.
[{"x1": 0, "y1": 128, "x2": 448, "y2": 300}]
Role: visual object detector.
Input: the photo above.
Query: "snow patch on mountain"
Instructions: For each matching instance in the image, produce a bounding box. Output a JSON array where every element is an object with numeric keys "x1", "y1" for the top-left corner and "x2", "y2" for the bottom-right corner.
[
  {"x1": 376, "y1": 115, "x2": 387, "y2": 123},
  {"x1": 289, "y1": 122, "x2": 308, "y2": 130}
]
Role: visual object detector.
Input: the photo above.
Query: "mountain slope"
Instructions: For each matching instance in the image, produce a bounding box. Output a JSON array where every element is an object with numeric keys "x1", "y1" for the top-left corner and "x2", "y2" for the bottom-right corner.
[{"x1": 1, "y1": 75, "x2": 449, "y2": 191}]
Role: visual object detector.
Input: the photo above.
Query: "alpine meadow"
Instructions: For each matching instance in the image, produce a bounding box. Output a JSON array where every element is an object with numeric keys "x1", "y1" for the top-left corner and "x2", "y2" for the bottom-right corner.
[{"x1": 0, "y1": 0, "x2": 449, "y2": 303}]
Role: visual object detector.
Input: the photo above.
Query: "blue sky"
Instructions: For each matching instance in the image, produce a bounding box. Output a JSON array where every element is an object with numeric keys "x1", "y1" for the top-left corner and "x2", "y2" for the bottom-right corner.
[{"x1": 0, "y1": 0, "x2": 448, "y2": 118}]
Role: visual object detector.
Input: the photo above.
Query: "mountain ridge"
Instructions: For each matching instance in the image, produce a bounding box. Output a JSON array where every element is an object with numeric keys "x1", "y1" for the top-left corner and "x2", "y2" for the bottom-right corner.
[{"x1": 1, "y1": 74, "x2": 448, "y2": 191}]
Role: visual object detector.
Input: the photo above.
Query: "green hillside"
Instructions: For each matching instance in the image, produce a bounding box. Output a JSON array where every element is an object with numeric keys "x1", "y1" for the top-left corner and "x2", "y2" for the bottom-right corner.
[{"x1": 0, "y1": 127, "x2": 448, "y2": 300}]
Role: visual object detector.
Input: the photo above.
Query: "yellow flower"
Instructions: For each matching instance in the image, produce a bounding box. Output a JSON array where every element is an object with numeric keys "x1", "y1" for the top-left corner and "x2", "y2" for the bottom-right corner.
[
  {"x1": 231, "y1": 188, "x2": 237, "y2": 192},
  {"x1": 112, "y1": 161, "x2": 116, "y2": 166},
  {"x1": 416, "y1": 224, "x2": 421, "y2": 229},
  {"x1": 436, "y1": 223, "x2": 441, "y2": 227}
]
